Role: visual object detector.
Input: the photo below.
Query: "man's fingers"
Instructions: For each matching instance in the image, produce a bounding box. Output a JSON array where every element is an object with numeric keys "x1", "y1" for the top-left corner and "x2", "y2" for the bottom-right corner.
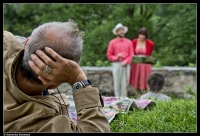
[
  {"x1": 35, "y1": 49, "x2": 55, "y2": 67},
  {"x1": 29, "y1": 60, "x2": 42, "y2": 75},
  {"x1": 29, "y1": 60, "x2": 52, "y2": 85},
  {"x1": 45, "y1": 47, "x2": 64, "y2": 62},
  {"x1": 30, "y1": 54, "x2": 46, "y2": 71},
  {"x1": 29, "y1": 60, "x2": 50, "y2": 79}
]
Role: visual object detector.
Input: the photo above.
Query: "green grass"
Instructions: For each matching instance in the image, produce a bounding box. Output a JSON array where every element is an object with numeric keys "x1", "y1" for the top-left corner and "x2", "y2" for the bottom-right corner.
[{"x1": 110, "y1": 98, "x2": 197, "y2": 133}]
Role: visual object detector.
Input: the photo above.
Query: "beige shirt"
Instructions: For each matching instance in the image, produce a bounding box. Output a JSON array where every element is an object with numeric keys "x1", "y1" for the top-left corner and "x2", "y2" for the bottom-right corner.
[{"x1": 3, "y1": 30, "x2": 111, "y2": 132}]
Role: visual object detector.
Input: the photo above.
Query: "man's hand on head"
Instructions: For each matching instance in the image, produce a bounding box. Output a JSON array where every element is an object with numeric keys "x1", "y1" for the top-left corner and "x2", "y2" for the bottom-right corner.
[{"x1": 29, "y1": 47, "x2": 87, "y2": 86}]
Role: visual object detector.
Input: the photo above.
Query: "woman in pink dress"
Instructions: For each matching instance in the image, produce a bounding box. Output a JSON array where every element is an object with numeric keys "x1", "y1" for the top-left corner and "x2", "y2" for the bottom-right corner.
[{"x1": 129, "y1": 27, "x2": 155, "y2": 95}]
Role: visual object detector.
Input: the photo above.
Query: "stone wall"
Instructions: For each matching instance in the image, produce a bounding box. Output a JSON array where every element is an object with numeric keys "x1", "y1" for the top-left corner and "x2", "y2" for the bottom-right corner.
[{"x1": 54, "y1": 66, "x2": 197, "y2": 98}]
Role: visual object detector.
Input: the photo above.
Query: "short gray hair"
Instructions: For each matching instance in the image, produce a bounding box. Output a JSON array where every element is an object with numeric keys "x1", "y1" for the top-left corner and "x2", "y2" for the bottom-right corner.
[{"x1": 20, "y1": 19, "x2": 84, "y2": 84}]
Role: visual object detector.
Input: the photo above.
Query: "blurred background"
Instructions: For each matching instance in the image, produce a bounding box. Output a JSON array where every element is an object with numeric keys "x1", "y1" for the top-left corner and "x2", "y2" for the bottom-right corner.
[{"x1": 3, "y1": 3, "x2": 196, "y2": 67}]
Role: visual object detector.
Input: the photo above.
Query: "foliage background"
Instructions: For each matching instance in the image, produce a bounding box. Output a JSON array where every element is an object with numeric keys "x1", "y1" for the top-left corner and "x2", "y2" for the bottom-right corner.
[{"x1": 3, "y1": 3, "x2": 197, "y2": 67}]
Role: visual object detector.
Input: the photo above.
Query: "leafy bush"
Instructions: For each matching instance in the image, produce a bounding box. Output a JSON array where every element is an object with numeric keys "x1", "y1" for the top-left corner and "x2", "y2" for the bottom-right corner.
[{"x1": 110, "y1": 98, "x2": 196, "y2": 132}]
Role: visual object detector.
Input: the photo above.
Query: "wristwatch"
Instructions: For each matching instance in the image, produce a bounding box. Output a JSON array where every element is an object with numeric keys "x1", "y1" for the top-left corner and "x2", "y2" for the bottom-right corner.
[{"x1": 72, "y1": 79, "x2": 91, "y2": 92}]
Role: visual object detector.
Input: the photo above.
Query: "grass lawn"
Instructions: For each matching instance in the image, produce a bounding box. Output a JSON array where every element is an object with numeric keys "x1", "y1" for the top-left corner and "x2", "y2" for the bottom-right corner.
[{"x1": 110, "y1": 97, "x2": 197, "y2": 133}]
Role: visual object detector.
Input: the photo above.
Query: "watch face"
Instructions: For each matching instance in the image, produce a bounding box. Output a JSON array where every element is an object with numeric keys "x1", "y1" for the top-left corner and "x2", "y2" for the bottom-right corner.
[{"x1": 73, "y1": 82, "x2": 83, "y2": 91}]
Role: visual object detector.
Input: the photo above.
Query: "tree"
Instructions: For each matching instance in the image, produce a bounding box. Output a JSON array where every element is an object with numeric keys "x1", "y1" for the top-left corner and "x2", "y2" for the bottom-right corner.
[{"x1": 3, "y1": 3, "x2": 196, "y2": 67}]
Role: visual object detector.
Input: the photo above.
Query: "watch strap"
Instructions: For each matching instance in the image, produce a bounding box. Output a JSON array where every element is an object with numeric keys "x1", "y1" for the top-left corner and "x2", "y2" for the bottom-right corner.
[{"x1": 81, "y1": 79, "x2": 91, "y2": 86}]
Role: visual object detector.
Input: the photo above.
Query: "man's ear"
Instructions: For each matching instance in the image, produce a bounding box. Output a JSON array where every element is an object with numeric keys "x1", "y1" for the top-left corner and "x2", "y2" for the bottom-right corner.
[{"x1": 24, "y1": 37, "x2": 29, "y2": 48}]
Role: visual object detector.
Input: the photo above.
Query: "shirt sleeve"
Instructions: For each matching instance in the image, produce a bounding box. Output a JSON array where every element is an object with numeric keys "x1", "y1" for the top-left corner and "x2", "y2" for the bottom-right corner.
[
  {"x1": 147, "y1": 39, "x2": 155, "y2": 56},
  {"x1": 106, "y1": 40, "x2": 118, "y2": 62},
  {"x1": 150, "y1": 40, "x2": 155, "y2": 55},
  {"x1": 72, "y1": 87, "x2": 111, "y2": 132}
]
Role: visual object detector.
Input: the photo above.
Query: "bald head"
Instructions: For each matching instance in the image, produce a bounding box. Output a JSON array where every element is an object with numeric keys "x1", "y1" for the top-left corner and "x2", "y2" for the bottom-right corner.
[
  {"x1": 25, "y1": 20, "x2": 84, "y2": 62},
  {"x1": 20, "y1": 19, "x2": 84, "y2": 84}
]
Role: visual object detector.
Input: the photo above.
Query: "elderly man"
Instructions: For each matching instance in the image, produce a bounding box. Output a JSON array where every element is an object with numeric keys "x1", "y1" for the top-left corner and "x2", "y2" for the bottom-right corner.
[{"x1": 4, "y1": 20, "x2": 110, "y2": 132}]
